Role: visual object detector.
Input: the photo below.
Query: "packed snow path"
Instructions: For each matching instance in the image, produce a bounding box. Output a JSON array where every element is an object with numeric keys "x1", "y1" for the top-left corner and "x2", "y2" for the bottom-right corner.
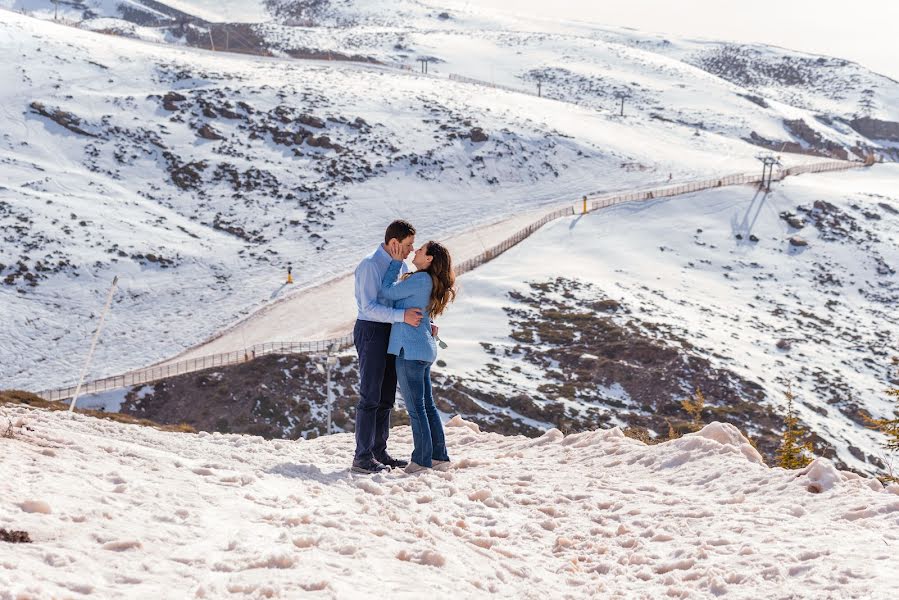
[
  {"x1": 156, "y1": 205, "x2": 555, "y2": 363},
  {"x1": 2, "y1": 405, "x2": 897, "y2": 599}
]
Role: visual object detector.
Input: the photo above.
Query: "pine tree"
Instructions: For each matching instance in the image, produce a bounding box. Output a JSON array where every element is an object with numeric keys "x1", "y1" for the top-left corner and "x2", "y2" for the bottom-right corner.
[
  {"x1": 665, "y1": 419, "x2": 680, "y2": 440},
  {"x1": 866, "y1": 358, "x2": 899, "y2": 482},
  {"x1": 681, "y1": 387, "x2": 706, "y2": 432},
  {"x1": 776, "y1": 386, "x2": 815, "y2": 469}
]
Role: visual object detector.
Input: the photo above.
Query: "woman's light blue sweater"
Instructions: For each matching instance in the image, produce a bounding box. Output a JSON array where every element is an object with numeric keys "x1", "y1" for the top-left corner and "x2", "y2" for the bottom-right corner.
[{"x1": 379, "y1": 259, "x2": 437, "y2": 363}]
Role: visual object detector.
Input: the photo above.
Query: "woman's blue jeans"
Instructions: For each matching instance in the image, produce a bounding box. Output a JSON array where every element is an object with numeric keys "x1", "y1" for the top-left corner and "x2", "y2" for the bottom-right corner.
[{"x1": 395, "y1": 352, "x2": 449, "y2": 468}]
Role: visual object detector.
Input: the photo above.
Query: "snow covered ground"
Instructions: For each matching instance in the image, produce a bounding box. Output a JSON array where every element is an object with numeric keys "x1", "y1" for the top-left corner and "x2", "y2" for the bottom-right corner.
[
  {"x1": 2, "y1": 404, "x2": 897, "y2": 599},
  {"x1": 436, "y1": 164, "x2": 899, "y2": 474}
]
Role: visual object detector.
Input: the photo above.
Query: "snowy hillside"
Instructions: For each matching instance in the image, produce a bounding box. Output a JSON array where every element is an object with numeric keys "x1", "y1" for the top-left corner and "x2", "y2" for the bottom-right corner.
[
  {"x1": 435, "y1": 164, "x2": 899, "y2": 475},
  {"x1": 89, "y1": 165, "x2": 899, "y2": 477},
  {"x1": 251, "y1": 0, "x2": 899, "y2": 149},
  {"x1": 0, "y1": 0, "x2": 271, "y2": 24},
  {"x1": 1, "y1": 6, "x2": 861, "y2": 391},
  {"x1": 37, "y1": 0, "x2": 896, "y2": 162},
  {"x1": 0, "y1": 10, "x2": 722, "y2": 388},
  {"x1": 7, "y1": 0, "x2": 899, "y2": 147},
  {"x1": 2, "y1": 404, "x2": 897, "y2": 598}
]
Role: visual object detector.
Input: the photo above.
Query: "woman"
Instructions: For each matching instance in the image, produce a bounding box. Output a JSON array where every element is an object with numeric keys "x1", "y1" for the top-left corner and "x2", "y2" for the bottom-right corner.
[{"x1": 380, "y1": 241, "x2": 456, "y2": 473}]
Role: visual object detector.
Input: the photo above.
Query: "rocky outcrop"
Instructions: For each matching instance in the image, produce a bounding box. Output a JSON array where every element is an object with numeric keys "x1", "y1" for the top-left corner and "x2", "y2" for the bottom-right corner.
[
  {"x1": 784, "y1": 119, "x2": 848, "y2": 160},
  {"x1": 29, "y1": 102, "x2": 97, "y2": 137},
  {"x1": 746, "y1": 120, "x2": 853, "y2": 161},
  {"x1": 850, "y1": 117, "x2": 899, "y2": 142},
  {"x1": 780, "y1": 211, "x2": 805, "y2": 230},
  {"x1": 469, "y1": 127, "x2": 489, "y2": 143},
  {"x1": 299, "y1": 114, "x2": 325, "y2": 128},
  {"x1": 306, "y1": 135, "x2": 338, "y2": 150},
  {"x1": 162, "y1": 91, "x2": 187, "y2": 111},
  {"x1": 162, "y1": 151, "x2": 207, "y2": 190},
  {"x1": 746, "y1": 131, "x2": 823, "y2": 157},
  {"x1": 196, "y1": 124, "x2": 225, "y2": 140},
  {"x1": 737, "y1": 93, "x2": 769, "y2": 109}
]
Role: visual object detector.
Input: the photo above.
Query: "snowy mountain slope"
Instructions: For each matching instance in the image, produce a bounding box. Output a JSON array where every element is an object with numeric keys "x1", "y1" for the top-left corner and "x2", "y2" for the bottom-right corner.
[
  {"x1": 1, "y1": 0, "x2": 172, "y2": 25},
  {"x1": 236, "y1": 1, "x2": 899, "y2": 156},
  {"x1": 0, "y1": 10, "x2": 827, "y2": 391},
  {"x1": 2, "y1": 404, "x2": 897, "y2": 598},
  {"x1": 0, "y1": 0, "x2": 269, "y2": 24},
  {"x1": 434, "y1": 164, "x2": 899, "y2": 474},
  {"x1": 8, "y1": 0, "x2": 899, "y2": 159},
  {"x1": 91, "y1": 165, "x2": 899, "y2": 475},
  {"x1": 431, "y1": 0, "x2": 899, "y2": 83}
]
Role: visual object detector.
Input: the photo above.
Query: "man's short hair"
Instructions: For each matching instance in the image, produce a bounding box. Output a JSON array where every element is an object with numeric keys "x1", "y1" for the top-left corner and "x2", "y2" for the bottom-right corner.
[{"x1": 384, "y1": 220, "x2": 416, "y2": 244}]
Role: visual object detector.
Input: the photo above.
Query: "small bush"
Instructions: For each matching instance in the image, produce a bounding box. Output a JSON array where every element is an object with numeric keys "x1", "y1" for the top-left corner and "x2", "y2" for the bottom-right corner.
[
  {"x1": 865, "y1": 358, "x2": 899, "y2": 482},
  {"x1": 776, "y1": 386, "x2": 815, "y2": 470},
  {"x1": 681, "y1": 387, "x2": 706, "y2": 432},
  {"x1": 623, "y1": 426, "x2": 663, "y2": 445}
]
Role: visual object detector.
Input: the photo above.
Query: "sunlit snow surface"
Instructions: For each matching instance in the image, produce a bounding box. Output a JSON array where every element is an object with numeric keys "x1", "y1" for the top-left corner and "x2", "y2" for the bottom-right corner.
[{"x1": 1, "y1": 406, "x2": 897, "y2": 598}]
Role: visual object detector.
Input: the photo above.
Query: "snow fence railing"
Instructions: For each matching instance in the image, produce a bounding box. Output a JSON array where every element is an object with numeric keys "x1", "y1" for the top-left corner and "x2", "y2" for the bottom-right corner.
[
  {"x1": 448, "y1": 73, "x2": 542, "y2": 99},
  {"x1": 36, "y1": 159, "x2": 867, "y2": 402},
  {"x1": 446, "y1": 73, "x2": 619, "y2": 114},
  {"x1": 38, "y1": 336, "x2": 354, "y2": 402}
]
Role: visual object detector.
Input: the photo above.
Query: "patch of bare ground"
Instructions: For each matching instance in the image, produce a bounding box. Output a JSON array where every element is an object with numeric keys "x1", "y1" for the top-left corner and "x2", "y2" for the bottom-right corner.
[
  {"x1": 0, "y1": 528, "x2": 31, "y2": 544},
  {"x1": 0, "y1": 390, "x2": 194, "y2": 433},
  {"x1": 116, "y1": 353, "x2": 405, "y2": 439}
]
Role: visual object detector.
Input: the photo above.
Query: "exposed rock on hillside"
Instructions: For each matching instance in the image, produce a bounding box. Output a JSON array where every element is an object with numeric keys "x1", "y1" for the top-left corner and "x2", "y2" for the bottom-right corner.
[
  {"x1": 850, "y1": 117, "x2": 899, "y2": 142},
  {"x1": 29, "y1": 102, "x2": 97, "y2": 137}
]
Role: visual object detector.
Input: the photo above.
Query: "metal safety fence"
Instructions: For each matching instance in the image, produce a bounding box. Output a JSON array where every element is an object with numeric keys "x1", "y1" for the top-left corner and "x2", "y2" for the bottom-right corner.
[{"x1": 39, "y1": 336, "x2": 354, "y2": 402}]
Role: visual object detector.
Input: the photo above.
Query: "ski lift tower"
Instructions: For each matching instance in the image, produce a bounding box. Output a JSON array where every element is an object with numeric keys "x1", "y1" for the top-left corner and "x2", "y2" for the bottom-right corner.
[{"x1": 756, "y1": 153, "x2": 779, "y2": 191}]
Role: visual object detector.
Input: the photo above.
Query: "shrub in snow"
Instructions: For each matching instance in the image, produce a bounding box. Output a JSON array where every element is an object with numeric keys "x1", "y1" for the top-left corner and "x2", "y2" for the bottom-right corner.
[
  {"x1": 0, "y1": 528, "x2": 32, "y2": 543},
  {"x1": 776, "y1": 386, "x2": 815, "y2": 470},
  {"x1": 864, "y1": 357, "x2": 899, "y2": 483},
  {"x1": 622, "y1": 426, "x2": 659, "y2": 444},
  {"x1": 681, "y1": 387, "x2": 706, "y2": 432}
]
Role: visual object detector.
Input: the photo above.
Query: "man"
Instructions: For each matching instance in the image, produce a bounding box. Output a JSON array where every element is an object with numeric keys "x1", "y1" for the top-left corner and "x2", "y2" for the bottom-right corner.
[{"x1": 351, "y1": 220, "x2": 422, "y2": 474}]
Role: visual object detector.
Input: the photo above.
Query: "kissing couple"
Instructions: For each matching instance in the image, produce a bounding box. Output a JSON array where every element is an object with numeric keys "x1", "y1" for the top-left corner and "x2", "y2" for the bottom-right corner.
[{"x1": 350, "y1": 220, "x2": 457, "y2": 475}]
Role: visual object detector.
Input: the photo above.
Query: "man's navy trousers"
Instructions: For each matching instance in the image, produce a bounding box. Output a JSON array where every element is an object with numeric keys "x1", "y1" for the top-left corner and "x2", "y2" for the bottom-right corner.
[{"x1": 353, "y1": 319, "x2": 397, "y2": 462}]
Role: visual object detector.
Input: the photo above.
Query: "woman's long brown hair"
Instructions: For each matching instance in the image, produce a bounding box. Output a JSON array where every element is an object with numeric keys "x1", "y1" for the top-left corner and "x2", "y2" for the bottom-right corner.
[{"x1": 423, "y1": 241, "x2": 456, "y2": 317}]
